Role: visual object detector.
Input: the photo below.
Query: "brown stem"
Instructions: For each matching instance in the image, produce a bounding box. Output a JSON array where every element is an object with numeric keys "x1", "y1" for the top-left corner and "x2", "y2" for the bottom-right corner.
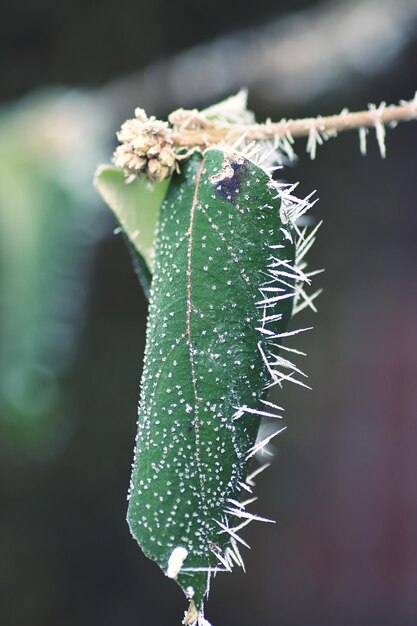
[{"x1": 171, "y1": 98, "x2": 417, "y2": 149}]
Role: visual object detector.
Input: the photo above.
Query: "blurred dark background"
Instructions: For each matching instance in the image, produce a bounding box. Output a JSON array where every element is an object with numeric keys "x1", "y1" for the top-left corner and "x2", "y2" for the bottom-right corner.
[{"x1": 1, "y1": 1, "x2": 417, "y2": 625}]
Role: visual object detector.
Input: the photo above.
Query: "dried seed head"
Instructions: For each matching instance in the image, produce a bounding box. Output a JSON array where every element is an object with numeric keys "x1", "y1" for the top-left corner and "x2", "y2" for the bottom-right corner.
[{"x1": 113, "y1": 108, "x2": 177, "y2": 182}]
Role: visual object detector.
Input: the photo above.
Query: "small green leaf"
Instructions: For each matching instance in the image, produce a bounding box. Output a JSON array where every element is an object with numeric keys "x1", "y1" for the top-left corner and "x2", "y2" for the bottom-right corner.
[
  {"x1": 202, "y1": 89, "x2": 255, "y2": 125},
  {"x1": 94, "y1": 165, "x2": 170, "y2": 294}
]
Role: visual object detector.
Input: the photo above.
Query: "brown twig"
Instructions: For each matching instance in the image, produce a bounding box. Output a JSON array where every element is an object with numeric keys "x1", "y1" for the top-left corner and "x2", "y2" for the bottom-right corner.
[
  {"x1": 113, "y1": 96, "x2": 417, "y2": 178},
  {"x1": 171, "y1": 98, "x2": 417, "y2": 150}
]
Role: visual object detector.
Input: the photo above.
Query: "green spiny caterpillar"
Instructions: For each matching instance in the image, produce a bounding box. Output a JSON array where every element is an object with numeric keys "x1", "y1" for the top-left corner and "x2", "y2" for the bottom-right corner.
[
  {"x1": 96, "y1": 126, "x2": 319, "y2": 625},
  {"x1": 93, "y1": 86, "x2": 417, "y2": 625},
  {"x1": 128, "y1": 148, "x2": 300, "y2": 606}
]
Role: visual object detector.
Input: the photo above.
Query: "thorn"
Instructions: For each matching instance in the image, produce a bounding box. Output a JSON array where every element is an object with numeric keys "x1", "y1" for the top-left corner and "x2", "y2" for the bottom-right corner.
[
  {"x1": 359, "y1": 127, "x2": 368, "y2": 156},
  {"x1": 246, "y1": 427, "x2": 287, "y2": 459},
  {"x1": 293, "y1": 288, "x2": 323, "y2": 315},
  {"x1": 225, "y1": 507, "x2": 276, "y2": 524},
  {"x1": 215, "y1": 519, "x2": 251, "y2": 549},
  {"x1": 246, "y1": 463, "x2": 270, "y2": 486},
  {"x1": 232, "y1": 404, "x2": 284, "y2": 420}
]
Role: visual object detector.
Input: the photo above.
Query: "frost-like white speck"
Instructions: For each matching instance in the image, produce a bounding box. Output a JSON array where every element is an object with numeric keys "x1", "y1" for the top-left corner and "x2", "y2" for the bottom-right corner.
[{"x1": 167, "y1": 546, "x2": 189, "y2": 579}]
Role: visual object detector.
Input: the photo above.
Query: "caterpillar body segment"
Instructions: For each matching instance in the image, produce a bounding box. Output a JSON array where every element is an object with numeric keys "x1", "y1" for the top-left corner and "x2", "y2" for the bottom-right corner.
[{"x1": 127, "y1": 149, "x2": 298, "y2": 608}]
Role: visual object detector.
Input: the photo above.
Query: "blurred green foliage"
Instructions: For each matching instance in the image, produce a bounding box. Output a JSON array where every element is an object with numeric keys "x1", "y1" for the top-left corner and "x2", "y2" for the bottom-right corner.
[{"x1": 0, "y1": 89, "x2": 108, "y2": 452}]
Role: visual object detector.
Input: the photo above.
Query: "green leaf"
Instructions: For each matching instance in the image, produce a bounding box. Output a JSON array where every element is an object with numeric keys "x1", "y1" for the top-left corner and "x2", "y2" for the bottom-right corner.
[
  {"x1": 202, "y1": 89, "x2": 255, "y2": 125},
  {"x1": 127, "y1": 149, "x2": 297, "y2": 610},
  {"x1": 94, "y1": 165, "x2": 169, "y2": 295}
]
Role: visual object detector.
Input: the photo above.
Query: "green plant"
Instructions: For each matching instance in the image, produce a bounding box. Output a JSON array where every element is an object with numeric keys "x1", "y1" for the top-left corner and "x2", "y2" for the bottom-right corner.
[
  {"x1": 95, "y1": 91, "x2": 416, "y2": 625},
  {"x1": 0, "y1": 90, "x2": 106, "y2": 451}
]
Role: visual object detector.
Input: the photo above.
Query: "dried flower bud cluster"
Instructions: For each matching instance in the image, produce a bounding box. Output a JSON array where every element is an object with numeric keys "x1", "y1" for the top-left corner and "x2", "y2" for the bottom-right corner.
[{"x1": 113, "y1": 108, "x2": 177, "y2": 182}]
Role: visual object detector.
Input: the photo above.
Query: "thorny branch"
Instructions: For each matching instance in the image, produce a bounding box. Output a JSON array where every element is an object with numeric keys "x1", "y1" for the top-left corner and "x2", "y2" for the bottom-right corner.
[
  {"x1": 113, "y1": 95, "x2": 417, "y2": 181},
  {"x1": 171, "y1": 96, "x2": 417, "y2": 159}
]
